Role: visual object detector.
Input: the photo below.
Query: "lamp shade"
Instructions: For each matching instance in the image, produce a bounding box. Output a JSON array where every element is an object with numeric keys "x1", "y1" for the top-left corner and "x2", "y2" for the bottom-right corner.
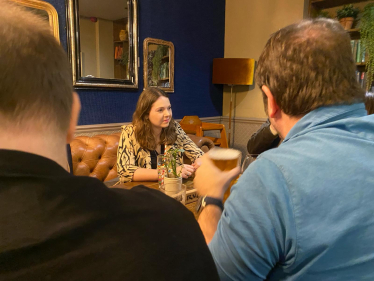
[{"x1": 212, "y1": 58, "x2": 255, "y2": 85}]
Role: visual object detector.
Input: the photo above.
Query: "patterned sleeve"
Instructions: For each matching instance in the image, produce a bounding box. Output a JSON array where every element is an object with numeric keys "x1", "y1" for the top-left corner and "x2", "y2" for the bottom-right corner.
[
  {"x1": 175, "y1": 122, "x2": 204, "y2": 163},
  {"x1": 117, "y1": 125, "x2": 139, "y2": 183}
]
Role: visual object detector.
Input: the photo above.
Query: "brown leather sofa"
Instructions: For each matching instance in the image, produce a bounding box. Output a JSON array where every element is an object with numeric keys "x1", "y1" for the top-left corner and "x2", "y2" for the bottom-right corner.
[{"x1": 70, "y1": 132, "x2": 215, "y2": 182}]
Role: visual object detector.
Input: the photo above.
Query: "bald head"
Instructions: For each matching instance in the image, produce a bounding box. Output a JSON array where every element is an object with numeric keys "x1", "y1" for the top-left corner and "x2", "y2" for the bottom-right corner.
[{"x1": 256, "y1": 18, "x2": 365, "y2": 117}]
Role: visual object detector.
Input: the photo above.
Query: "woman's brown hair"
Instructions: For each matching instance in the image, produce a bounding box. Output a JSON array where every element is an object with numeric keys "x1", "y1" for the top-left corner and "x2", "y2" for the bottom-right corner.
[{"x1": 132, "y1": 88, "x2": 177, "y2": 150}]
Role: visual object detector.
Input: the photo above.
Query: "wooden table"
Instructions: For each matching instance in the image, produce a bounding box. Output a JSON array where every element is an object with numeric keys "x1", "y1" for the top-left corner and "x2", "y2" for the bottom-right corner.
[{"x1": 105, "y1": 179, "x2": 200, "y2": 219}]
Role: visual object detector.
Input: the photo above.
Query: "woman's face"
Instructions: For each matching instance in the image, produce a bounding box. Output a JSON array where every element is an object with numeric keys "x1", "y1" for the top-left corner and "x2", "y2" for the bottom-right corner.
[{"x1": 148, "y1": 96, "x2": 172, "y2": 130}]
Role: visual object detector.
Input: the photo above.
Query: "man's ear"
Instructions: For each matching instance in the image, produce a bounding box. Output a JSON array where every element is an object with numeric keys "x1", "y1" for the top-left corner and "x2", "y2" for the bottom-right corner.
[
  {"x1": 262, "y1": 85, "x2": 279, "y2": 118},
  {"x1": 66, "y1": 92, "x2": 81, "y2": 144}
]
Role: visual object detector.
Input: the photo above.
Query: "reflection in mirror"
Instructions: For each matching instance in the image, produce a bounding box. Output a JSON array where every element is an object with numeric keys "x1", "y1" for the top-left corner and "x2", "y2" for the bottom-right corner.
[
  {"x1": 144, "y1": 38, "x2": 174, "y2": 93},
  {"x1": 67, "y1": 0, "x2": 138, "y2": 89},
  {"x1": 79, "y1": 0, "x2": 128, "y2": 79},
  {"x1": 147, "y1": 44, "x2": 170, "y2": 87},
  {"x1": 11, "y1": 0, "x2": 60, "y2": 42}
]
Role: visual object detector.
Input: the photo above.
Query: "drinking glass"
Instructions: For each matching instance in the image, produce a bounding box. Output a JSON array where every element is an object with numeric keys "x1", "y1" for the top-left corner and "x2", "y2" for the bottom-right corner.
[
  {"x1": 157, "y1": 154, "x2": 168, "y2": 189},
  {"x1": 208, "y1": 148, "x2": 242, "y2": 202},
  {"x1": 241, "y1": 154, "x2": 258, "y2": 173},
  {"x1": 209, "y1": 147, "x2": 242, "y2": 171},
  {"x1": 162, "y1": 184, "x2": 187, "y2": 205}
]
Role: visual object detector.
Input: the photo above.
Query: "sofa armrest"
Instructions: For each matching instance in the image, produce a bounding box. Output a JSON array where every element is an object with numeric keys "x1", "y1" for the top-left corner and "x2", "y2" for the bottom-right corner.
[
  {"x1": 187, "y1": 134, "x2": 215, "y2": 152},
  {"x1": 184, "y1": 134, "x2": 215, "y2": 165}
]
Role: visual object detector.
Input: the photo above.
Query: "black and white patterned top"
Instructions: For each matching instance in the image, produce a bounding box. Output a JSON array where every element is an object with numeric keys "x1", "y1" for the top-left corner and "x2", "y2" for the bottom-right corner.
[{"x1": 117, "y1": 121, "x2": 204, "y2": 183}]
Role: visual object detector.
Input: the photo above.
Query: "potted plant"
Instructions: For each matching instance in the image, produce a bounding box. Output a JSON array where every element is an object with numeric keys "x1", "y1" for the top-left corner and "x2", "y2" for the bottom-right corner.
[
  {"x1": 336, "y1": 4, "x2": 360, "y2": 30},
  {"x1": 163, "y1": 148, "x2": 184, "y2": 193},
  {"x1": 360, "y1": 3, "x2": 374, "y2": 91}
]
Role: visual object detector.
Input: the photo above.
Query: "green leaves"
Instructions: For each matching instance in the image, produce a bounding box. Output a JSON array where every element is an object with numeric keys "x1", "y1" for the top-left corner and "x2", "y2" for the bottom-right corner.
[
  {"x1": 152, "y1": 45, "x2": 169, "y2": 82},
  {"x1": 336, "y1": 4, "x2": 360, "y2": 20},
  {"x1": 166, "y1": 148, "x2": 184, "y2": 178},
  {"x1": 360, "y1": 4, "x2": 374, "y2": 91},
  {"x1": 120, "y1": 51, "x2": 129, "y2": 67}
]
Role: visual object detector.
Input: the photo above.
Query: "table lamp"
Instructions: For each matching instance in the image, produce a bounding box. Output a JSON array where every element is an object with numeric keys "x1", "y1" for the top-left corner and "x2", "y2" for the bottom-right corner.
[{"x1": 212, "y1": 58, "x2": 255, "y2": 147}]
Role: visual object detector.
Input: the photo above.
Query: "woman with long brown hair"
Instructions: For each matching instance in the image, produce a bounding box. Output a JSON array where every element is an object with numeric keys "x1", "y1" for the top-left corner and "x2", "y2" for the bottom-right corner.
[{"x1": 117, "y1": 88, "x2": 203, "y2": 182}]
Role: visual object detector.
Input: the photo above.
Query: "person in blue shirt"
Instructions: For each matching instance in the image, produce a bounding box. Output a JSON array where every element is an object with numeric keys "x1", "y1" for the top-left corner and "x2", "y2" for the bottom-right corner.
[{"x1": 194, "y1": 18, "x2": 374, "y2": 280}]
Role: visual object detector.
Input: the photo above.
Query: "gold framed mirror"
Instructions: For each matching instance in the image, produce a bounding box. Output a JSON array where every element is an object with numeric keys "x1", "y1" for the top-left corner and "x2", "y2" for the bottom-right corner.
[
  {"x1": 66, "y1": 0, "x2": 139, "y2": 89},
  {"x1": 143, "y1": 38, "x2": 174, "y2": 93},
  {"x1": 11, "y1": 0, "x2": 60, "y2": 42}
]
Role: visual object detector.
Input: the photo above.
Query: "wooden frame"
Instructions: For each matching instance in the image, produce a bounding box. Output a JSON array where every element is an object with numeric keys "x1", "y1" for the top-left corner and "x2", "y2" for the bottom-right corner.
[
  {"x1": 143, "y1": 38, "x2": 174, "y2": 93},
  {"x1": 66, "y1": 0, "x2": 139, "y2": 89},
  {"x1": 308, "y1": 0, "x2": 368, "y2": 16},
  {"x1": 11, "y1": 0, "x2": 60, "y2": 42}
]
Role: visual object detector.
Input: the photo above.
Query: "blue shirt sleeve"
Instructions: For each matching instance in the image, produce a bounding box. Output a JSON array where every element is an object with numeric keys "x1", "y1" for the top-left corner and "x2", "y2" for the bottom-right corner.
[{"x1": 208, "y1": 157, "x2": 297, "y2": 280}]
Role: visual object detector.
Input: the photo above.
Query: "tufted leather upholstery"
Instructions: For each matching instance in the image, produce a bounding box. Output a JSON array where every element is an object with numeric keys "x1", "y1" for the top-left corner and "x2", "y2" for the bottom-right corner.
[
  {"x1": 70, "y1": 132, "x2": 214, "y2": 182},
  {"x1": 71, "y1": 133, "x2": 121, "y2": 182},
  {"x1": 184, "y1": 134, "x2": 215, "y2": 164}
]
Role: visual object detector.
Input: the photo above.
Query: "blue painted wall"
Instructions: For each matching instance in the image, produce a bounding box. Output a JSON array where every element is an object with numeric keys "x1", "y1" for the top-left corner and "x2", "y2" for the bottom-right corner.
[{"x1": 46, "y1": 0, "x2": 225, "y2": 125}]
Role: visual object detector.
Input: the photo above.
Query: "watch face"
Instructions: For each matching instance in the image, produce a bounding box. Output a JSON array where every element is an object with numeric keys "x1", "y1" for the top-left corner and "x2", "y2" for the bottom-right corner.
[{"x1": 195, "y1": 196, "x2": 204, "y2": 213}]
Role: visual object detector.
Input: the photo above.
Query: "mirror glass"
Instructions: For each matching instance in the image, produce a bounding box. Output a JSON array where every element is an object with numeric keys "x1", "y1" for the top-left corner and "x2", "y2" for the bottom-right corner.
[
  {"x1": 147, "y1": 44, "x2": 170, "y2": 87},
  {"x1": 79, "y1": 0, "x2": 128, "y2": 79},
  {"x1": 144, "y1": 38, "x2": 174, "y2": 93},
  {"x1": 67, "y1": 0, "x2": 138, "y2": 89}
]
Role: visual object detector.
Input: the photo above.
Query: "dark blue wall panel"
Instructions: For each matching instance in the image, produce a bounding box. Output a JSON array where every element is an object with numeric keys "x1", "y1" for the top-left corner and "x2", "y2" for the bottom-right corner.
[{"x1": 46, "y1": 0, "x2": 224, "y2": 125}]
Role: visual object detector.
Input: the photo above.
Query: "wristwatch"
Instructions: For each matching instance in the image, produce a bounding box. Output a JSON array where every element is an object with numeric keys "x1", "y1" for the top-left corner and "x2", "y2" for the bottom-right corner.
[{"x1": 196, "y1": 195, "x2": 224, "y2": 214}]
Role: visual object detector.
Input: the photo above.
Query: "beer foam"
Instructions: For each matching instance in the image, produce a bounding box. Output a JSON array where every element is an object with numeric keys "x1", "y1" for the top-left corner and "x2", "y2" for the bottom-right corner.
[{"x1": 209, "y1": 148, "x2": 241, "y2": 160}]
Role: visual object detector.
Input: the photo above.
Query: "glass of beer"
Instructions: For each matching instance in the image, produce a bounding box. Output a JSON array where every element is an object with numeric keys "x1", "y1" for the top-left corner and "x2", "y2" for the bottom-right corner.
[
  {"x1": 162, "y1": 184, "x2": 187, "y2": 205},
  {"x1": 209, "y1": 147, "x2": 242, "y2": 171},
  {"x1": 208, "y1": 148, "x2": 241, "y2": 201}
]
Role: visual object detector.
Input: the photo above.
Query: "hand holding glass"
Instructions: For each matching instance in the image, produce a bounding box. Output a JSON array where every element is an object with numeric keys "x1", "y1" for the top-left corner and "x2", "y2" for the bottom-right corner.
[{"x1": 208, "y1": 148, "x2": 242, "y2": 201}]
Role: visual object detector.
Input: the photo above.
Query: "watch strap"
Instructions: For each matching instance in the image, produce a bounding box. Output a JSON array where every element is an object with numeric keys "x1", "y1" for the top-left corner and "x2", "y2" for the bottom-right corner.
[{"x1": 202, "y1": 196, "x2": 224, "y2": 212}]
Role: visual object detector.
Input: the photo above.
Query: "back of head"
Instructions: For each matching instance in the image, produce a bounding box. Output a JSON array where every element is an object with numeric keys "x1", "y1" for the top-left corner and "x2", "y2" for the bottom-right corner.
[
  {"x1": 256, "y1": 18, "x2": 365, "y2": 117},
  {"x1": 0, "y1": 0, "x2": 73, "y2": 135}
]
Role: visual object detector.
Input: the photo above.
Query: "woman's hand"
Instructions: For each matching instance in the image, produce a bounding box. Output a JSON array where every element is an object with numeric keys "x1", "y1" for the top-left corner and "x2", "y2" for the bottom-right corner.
[
  {"x1": 177, "y1": 164, "x2": 195, "y2": 179},
  {"x1": 192, "y1": 157, "x2": 202, "y2": 170}
]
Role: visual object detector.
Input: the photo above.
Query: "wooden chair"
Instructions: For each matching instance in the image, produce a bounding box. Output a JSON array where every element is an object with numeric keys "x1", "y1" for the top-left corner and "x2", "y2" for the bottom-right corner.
[
  {"x1": 179, "y1": 116, "x2": 203, "y2": 136},
  {"x1": 180, "y1": 116, "x2": 228, "y2": 148}
]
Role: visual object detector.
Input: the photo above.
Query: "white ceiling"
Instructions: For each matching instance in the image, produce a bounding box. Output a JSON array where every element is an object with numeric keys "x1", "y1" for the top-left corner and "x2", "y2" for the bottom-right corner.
[{"x1": 79, "y1": 0, "x2": 128, "y2": 21}]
